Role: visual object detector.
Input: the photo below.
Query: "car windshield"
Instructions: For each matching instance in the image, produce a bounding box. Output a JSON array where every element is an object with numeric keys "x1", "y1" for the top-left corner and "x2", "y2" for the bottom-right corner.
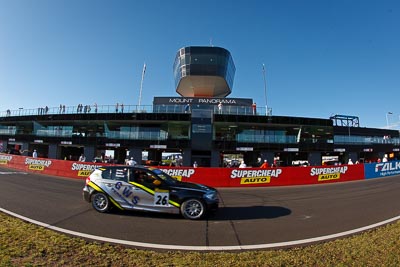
[{"x1": 151, "y1": 168, "x2": 178, "y2": 185}]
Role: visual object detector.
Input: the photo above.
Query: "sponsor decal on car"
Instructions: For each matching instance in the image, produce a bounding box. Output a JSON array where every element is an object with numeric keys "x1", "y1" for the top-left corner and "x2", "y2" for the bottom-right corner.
[
  {"x1": 154, "y1": 189, "x2": 170, "y2": 207},
  {"x1": 112, "y1": 181, "x2": 140, "y2": 207},
  {"x1": 87, "y1": 180, "x2": 124, "y2": 210},
  {"x1": 130, "y1": 181, "x2": 180, "y2": 208}
]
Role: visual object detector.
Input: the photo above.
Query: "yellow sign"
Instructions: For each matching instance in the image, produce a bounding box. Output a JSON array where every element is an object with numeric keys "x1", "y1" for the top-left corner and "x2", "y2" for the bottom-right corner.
[
  {"x1": 28, "y1": 165, "x2": 44, "y2": 171},
  {"x1": 78, "y1": 170, "x2": 92, "y2": 177},
  {"x1": 318, "y1": 173, "x2": 340, "y2": 181},
  {"x1": 0, "y1": 160, "x2": 8, "y2": 165},
  {"x1": 240, "y1": 177, "x2": 271, "y2": 185}
]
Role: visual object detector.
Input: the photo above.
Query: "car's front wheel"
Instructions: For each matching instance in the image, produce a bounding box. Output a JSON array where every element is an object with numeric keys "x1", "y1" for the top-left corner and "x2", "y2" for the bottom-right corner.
[
  {"x1": 91, "y1": 192, "x2": 110, "y2": 213},
  {"x1": 180, "y1": 198, "x2": 205, "y2": 220}
]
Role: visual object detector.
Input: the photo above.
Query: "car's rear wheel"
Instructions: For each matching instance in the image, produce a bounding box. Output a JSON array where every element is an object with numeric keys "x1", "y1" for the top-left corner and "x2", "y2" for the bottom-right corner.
[
  {"x1": 180, "y1": 198, "x2": 205, "y2": 220},
  {"x1": 91, "y1": 192, "x2": 110, "y2": 213}
]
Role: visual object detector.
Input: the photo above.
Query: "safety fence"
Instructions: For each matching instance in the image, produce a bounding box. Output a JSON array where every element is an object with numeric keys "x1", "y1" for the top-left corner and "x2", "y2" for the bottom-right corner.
[{"x1": 0, "y1": 154, "x2": 399, "y2": 187}]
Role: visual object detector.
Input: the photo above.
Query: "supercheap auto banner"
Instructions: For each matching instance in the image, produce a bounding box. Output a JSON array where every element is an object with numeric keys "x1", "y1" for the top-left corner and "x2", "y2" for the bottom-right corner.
[
  {"x1": 364, "y1": 160, "x2": 400, "y2": 179},
  {"x1": 0, "y1": 154, "x2": 368, "y2": 187},
  {"x1": 158, "y1": 165, "x2": 365, "y2": 187},
  {"x1": 0, "y1": 154, "x2": 108, "y2": 179}
]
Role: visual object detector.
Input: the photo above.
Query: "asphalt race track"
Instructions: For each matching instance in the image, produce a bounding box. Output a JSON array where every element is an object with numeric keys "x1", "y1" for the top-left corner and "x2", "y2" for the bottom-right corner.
[{"x1": 1, "y1": 166, "x2": 400, "y2": 251}]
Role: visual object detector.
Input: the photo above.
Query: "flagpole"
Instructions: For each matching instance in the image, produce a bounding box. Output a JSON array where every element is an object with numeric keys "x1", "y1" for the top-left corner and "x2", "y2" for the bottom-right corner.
[
  {"x1": 262, "y1": 64, "x2": 268, "y2": 115},
  {"x1": 386, "y1": 112, "x2": 393, "y2": 127},
  {"x1": 138, "y1": 62, "x2": 146, "y2": 107}
]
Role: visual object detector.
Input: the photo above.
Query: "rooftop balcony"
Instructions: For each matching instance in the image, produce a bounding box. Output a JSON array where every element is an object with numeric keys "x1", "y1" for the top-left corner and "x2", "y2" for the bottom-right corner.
[{"x1": 0, "y1": 104, "x2": 271, "y2": 118}]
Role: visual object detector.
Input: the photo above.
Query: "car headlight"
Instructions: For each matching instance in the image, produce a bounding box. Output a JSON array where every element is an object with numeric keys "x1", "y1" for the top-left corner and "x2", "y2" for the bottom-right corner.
[{"x1": 204, "y1": 191, "x2": 218, "y2": 200}]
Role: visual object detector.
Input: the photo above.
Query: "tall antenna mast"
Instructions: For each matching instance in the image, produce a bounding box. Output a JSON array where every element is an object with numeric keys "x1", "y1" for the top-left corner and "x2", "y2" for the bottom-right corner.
[
  {"x1": 262, "y1": 64, "x2": 269, "y2": 115},
  {"x1": 138, "y1": 62, "x2": 146, "y2": 107}
]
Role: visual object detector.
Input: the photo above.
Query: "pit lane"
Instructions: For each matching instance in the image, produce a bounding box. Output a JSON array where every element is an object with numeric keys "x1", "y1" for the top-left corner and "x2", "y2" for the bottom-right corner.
[{"x1": 0, "y1": 166, "x2": 399, "y2": 251}]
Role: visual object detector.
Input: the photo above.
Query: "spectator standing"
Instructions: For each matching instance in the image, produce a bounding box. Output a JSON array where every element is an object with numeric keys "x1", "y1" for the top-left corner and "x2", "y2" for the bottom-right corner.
[
  {"x1": 260, "y1": 160, "x2": 269, "y2": 168},
  {"x1": 184, "y1": 103, "x2": 190, "y2": 113},
  {"x1": 272, "y1": 159, "x2": 278, "y2": 167},
  {"x1": 239, "y1": 160, "x2": 247, "y2": 168},
  {"x1": 32, "y1": 150, "x2": 38, "y2": 158},
  {"x1": 79, "y1": 154, "x2": 86, "y2": 162},
  {"x1": 77, "y1": 104, "x2": 83, "y2": 113},
  {"x1": 252, "y1": 102, "x2": 257, "y2": 115},
  {"x1": 127, "y1": 157, "x2": 137, "y2": 166},
  {"x1": 218, "y1": 102, "x2": 222, "y2": 114}
]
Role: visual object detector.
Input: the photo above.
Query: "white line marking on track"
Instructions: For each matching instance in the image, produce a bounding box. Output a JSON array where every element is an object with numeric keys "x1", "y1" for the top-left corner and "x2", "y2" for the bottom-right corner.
[
  {"x1": 0, "y1": 171, "x2": 28, "y2": 175},
  {"x1": 1, "y1": 207, "x2": 399, "y2": 251}
]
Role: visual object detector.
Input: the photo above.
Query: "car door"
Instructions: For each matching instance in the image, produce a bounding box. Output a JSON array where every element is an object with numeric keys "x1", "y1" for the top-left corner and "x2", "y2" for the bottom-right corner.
[
  {"x1": 98, "y1": 167, "x2": 141, "y2": 210},
  {"x1": 128, "y1": 169, "x2": 159, "y2": 210},
  {"x1": 129, "y1": 169, "x2": 178, "y2": 213}
]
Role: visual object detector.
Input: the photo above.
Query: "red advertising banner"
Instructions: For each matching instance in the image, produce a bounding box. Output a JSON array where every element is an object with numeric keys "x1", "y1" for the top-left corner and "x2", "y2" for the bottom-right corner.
[
  {"x1": 158, "y1": 165, "x2": 365, "y2": 187},
  {"x1": 0, "y1": 154, "x2": 109, "y2": 180},
  {"x1": 1, "y1": 154, "x2": 365, "y2": 187}
]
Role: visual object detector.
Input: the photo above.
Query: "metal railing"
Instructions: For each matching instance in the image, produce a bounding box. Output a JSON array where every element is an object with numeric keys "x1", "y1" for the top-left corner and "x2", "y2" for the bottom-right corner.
[{"x1": 0, "y1": 104, "x2": 272, "y2": 117}]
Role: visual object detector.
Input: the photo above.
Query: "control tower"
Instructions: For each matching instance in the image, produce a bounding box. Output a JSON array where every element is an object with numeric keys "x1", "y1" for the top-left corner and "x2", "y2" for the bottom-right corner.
[{"x1": 173, "y1": 46, "x2": 236, "y2": 97}]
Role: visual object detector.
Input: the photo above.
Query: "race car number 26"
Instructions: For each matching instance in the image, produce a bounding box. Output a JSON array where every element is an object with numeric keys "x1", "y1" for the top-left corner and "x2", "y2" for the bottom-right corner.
[{"x1": 154, "y1": 192, "x2": 169, "y2": 206}]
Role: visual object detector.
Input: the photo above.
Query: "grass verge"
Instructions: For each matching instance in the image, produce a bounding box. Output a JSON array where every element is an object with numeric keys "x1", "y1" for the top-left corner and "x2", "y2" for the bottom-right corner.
[{"x1": 1, "y1": 212, "x2": 400, "y2": 267}]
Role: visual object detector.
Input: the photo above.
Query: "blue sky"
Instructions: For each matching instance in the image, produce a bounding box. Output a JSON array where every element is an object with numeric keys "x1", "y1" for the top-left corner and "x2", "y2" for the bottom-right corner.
[{"x1": 1, "y1": 0, "x2": 399, "y2": 129}]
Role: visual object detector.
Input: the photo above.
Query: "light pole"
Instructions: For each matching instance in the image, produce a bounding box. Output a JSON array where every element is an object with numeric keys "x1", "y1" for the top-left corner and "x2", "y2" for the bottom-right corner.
[
  {"x1": 138, "y1": 62, "x2": 146, "y2": 108},
  {"x1": 386, "y1": 112, "x2": 393, "y2": 127},
  {"x1": 262, "y1": 64, "x2": 268, "y2": 115}
]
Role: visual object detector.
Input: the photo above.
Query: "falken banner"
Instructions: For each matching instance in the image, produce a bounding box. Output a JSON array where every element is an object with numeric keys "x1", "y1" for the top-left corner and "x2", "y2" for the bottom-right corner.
[{"x1": 364, "y1": 160, "x2": 400, "y2": 179}]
